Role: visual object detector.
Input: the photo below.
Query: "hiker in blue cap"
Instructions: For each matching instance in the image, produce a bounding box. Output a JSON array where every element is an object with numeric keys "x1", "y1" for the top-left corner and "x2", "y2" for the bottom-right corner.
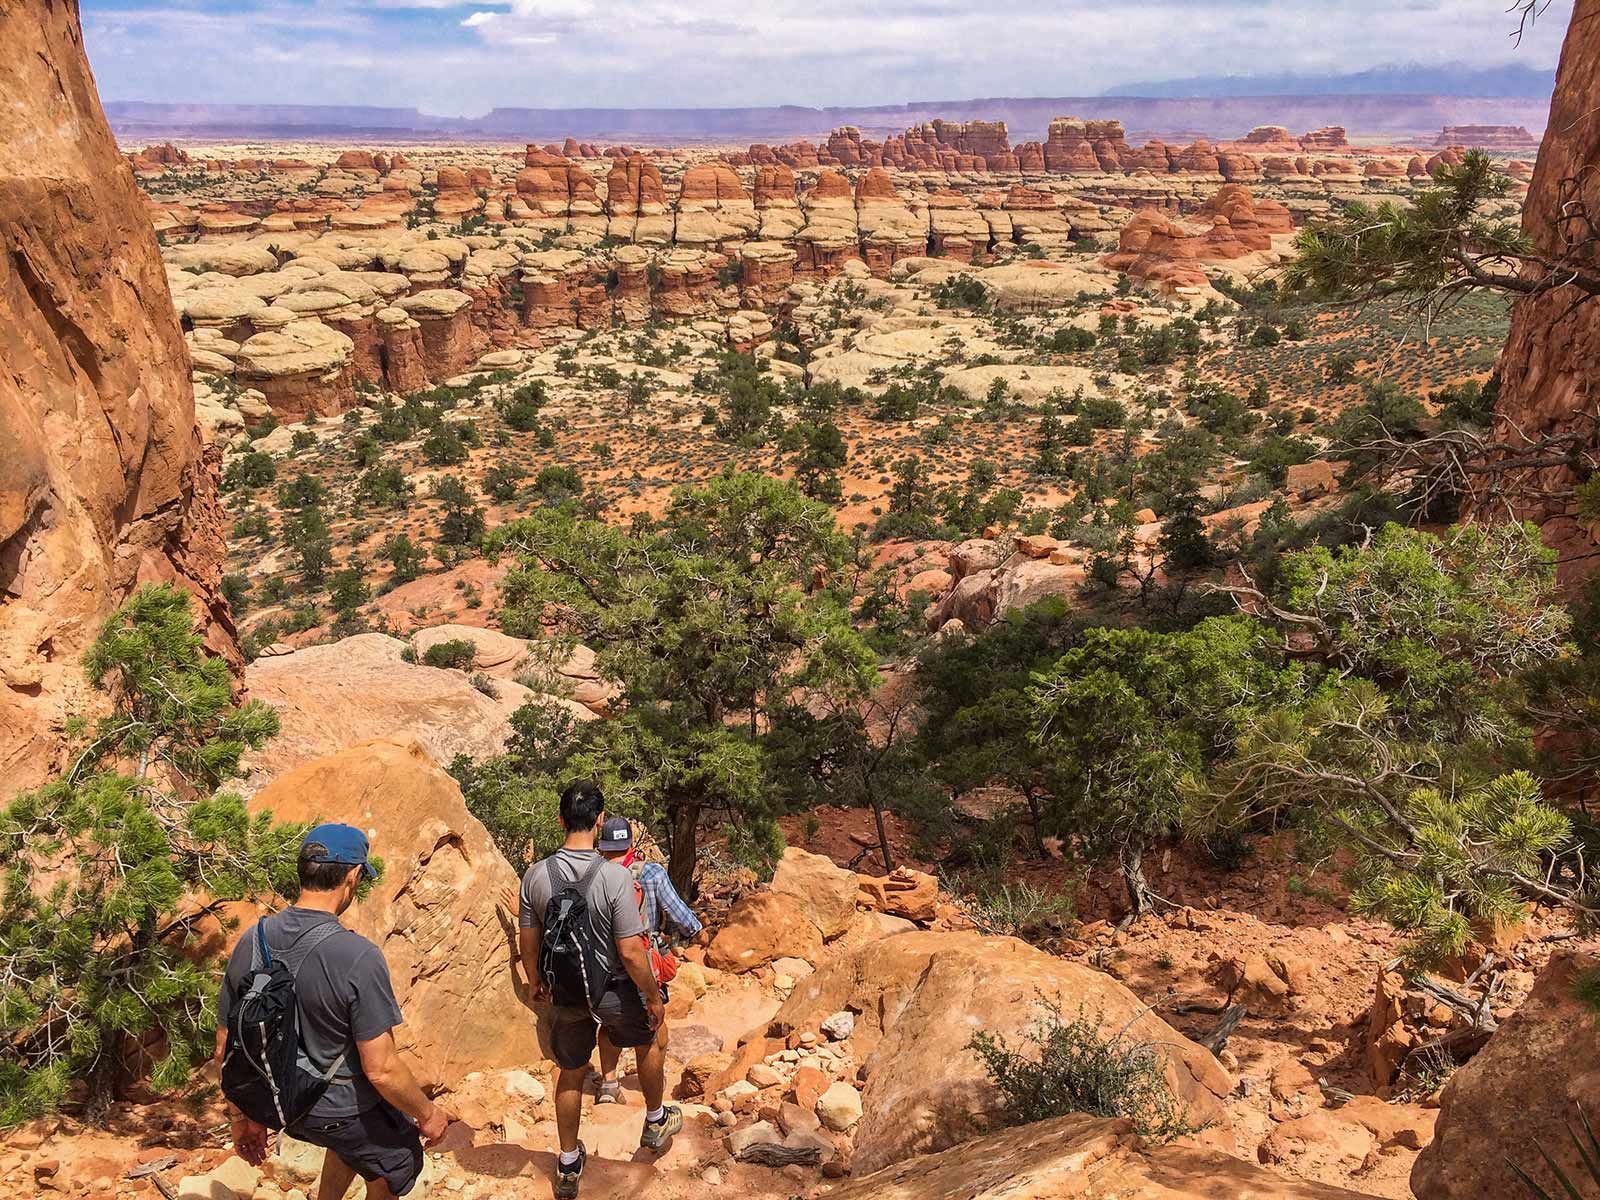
[{"x1": 216, "y1": 823, "x2": 455, "y2": 1199}]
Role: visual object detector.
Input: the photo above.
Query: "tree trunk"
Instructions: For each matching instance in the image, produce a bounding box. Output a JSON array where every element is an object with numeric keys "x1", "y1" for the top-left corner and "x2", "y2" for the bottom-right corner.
[
  {"x1": 667, "y1": 799, "x2": 701, "y2": 898},
  {"x1": 1120, "y1": 838, "x2": 1156, "y2": 918},
  {"x1": 869, "y1": 796, "x2": 895, "y2": 873},
  {"x1": 1024, "y1": 790, "x2": 1047, "y2": 860}
]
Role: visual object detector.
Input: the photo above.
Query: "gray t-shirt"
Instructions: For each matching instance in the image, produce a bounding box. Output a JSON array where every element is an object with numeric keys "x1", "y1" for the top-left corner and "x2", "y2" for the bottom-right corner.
[
  {"x1": 519, "y1": 849, "x2": 645, "y2": 985},
  {"x1": 219, "y1": 907, "x2": 404, "y2": 1120}
]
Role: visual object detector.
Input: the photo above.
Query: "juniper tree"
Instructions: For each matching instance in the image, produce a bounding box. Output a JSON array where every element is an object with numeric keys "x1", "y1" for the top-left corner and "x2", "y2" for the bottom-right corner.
[
  {"x1": 1197, "y1": 522, "x2": 1593, "y2": 963},
  {"x1": 487, "y1": 471, "x2": 876, "y2": 892},
  {"x1": 1284, "y1": 152, "x2": 1591, "y2": 331},
  {"x1": 0, "y1": 584, "x2": 298, "y2": 1124}
]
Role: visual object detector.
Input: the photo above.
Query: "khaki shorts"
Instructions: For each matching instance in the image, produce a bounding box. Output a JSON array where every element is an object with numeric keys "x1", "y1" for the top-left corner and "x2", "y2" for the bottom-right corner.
[{"x1": 543, "y1": 979, "x2": 660, "y2": 1070}]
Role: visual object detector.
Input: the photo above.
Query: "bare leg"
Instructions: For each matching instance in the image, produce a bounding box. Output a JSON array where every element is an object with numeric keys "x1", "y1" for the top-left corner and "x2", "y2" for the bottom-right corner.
[
  {"x1": 597, "y1": 1029, "x2": 622, "y2": 1082},
  {"x1": 315, "y1": 1150, "x2": 358, "y2": 1200},
  {"x1": 635, "y1": 1023, "x2": 670, "y2": 1112},
  {"x1": 555, "y1": 1065, "x2": 588, "y2": 1154},
  {"x1": 364, "y1": 1182, "x2": 396, "y2": 1200}
]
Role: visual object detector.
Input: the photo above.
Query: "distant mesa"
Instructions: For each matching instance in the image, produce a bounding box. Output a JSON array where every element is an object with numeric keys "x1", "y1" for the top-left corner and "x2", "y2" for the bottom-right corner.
[{"x1": 1435, "y1": 124, "x2": 1541, "y2": 152}]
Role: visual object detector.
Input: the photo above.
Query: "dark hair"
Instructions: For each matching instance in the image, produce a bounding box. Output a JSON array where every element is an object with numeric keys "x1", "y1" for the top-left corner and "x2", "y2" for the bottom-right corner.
[
  {"x1": 559, "y1": 780, "x2": 605, "y2": 832},
  {"x1": 298, "y1": 842, "x2": 356, "y2": 892}
]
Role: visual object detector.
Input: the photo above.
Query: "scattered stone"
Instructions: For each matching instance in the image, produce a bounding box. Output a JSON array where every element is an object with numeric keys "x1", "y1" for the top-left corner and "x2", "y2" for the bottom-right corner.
[
  {"x1": 817, "y1": 1081, "x2": 864, "y2": 1132},
  {"x1": 821, "y1": 1011, "x2": 856, "y2": 1041},
  {"x1": 747, "y1": 1063, "x2": 783, "y2": 1089}
]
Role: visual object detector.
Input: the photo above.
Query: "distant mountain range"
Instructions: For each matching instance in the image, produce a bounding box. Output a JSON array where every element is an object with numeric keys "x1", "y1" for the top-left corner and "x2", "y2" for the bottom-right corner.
[
  {"x1": 104, "y1": 92, "x2": 1555, "y2": 146},
  {"x1": 1105, "y1": 62, "x2": 1557, "y2": 99}
]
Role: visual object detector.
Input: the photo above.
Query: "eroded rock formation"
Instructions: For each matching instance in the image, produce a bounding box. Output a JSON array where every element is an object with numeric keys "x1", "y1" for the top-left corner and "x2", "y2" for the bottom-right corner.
[
  {"x1": 1, "y1": 0, "x2": 233, "y2": 790},
  {"x1": 1480, "y1": 0, "x2": 1600, "y2": 583}
]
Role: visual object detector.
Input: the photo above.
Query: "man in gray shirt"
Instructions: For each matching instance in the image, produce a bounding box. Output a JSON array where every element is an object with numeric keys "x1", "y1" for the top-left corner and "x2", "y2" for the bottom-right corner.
[
  {"x1": 518, "y1": 781, "x2": 681, "y2": 1198},
  {"x1": 218, "y1": 824, "x2": 454, "y2": 1199}
]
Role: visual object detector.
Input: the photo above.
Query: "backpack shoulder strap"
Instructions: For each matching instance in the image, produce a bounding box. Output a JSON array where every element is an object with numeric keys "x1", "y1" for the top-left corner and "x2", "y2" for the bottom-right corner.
[
  {"x1": 576, "y1": 854, "x2": 606, "y2": 894},
  {"x1": 279, "y1": 919, "x2": 345, "y2": 976},
  {"x1": 251, "y1": 919, "x2": 274, "y2": 972}
]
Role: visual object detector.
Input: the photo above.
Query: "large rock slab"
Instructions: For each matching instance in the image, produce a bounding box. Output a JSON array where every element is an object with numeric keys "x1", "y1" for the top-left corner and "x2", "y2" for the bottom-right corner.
[
  {"x1": 769, "y1": 930, "x2": 1232, "y2": 1174},
  {"x1": 707, "y1": 891, "x2": 825, "y2": 974},
  {"x1": 1412, "y1": 950, "x2": 1600, "y2": 1199},
  {"x1": 242, "y1": 633, "x2": 519, "y2": 787},
  {"x1": 249, "y1": 736, "x2": 536, "y2": 1090},
  {"x1": 826, "y1": 1112, "x2": 1383, "y2": 1199}
]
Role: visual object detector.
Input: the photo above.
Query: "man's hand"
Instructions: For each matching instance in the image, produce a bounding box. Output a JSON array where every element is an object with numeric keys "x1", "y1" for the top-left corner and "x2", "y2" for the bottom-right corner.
[
  {"x1": 418, "y1": 1103, "x2": 456, "y2": 1146},
  {"x1": 646, "y1": 996, "x2": 666, "y2": 1032},
  {"x1": 230, "y1": 1114, "x2": 269, "y2": 1166}
]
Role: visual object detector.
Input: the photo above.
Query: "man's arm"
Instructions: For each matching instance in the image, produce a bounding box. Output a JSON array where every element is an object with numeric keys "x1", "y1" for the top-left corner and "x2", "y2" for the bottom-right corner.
[
  {"x1": 616, "y1": 933, "x2": 665, "y2": 1030},
  {"x1": 215, "y1": 1025, "x2": 270, "y2": 1166},
  {"x1": 646, "y1": 866, "x2": 705, "y2": 942},
  {"x1": 518, "y1": 926, "x2": 547, "y2": 1002},
  {"x1": 356, "y1": 1031, "x2": 454, "y2": 1143}
]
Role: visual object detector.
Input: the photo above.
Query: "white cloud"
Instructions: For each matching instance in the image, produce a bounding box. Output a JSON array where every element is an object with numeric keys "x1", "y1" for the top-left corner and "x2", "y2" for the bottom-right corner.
[{"x1": 82, "y1": 0, "x2": 1574, "y2": 116}]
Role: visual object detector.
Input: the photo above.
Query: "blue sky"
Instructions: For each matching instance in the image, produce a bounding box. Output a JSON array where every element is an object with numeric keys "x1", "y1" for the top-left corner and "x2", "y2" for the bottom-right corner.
[{"x1": 81, "y1": 0, "x2": 1574, "y2": 117}]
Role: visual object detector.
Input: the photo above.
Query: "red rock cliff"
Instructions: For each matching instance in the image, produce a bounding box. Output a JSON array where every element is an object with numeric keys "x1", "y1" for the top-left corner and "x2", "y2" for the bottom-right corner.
[
  {"x1": 1482, "y1": 0, "x2": 1600, "y2": 583},
  {"x1": 0, "y1": 0, "x2": 235, "y2": 790}
]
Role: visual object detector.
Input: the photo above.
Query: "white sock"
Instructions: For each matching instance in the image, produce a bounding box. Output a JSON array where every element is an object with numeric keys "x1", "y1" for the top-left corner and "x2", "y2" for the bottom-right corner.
[
  {"x1": 646, "y1": 1106, "x2": 665, "y2": 1123},
  {"x1": 559, "y1": 1148, "x2": 582, "y2": 1167}
]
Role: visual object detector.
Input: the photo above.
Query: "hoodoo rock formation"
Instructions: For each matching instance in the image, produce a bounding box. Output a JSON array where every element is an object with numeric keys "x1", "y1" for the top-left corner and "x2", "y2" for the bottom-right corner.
[
  {"x1": 1480, "y1": 0, "x2": 1600, "y2": 583},
  {"x1": 1, "y1": 0, "x2": 232, "y2": 788}
]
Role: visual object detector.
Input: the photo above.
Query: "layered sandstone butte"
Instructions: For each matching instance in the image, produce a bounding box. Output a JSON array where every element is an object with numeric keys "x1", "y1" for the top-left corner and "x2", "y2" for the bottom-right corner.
[
  {"x1": 1482, "y1": 0, "x2": 1600, "y2": 582},
  {"x1": 1436, "y1": 124, "x2": 1541, "y2": 153},
  {"x1": 1, "y1": 0, "x2": 232, "y2": 790}
]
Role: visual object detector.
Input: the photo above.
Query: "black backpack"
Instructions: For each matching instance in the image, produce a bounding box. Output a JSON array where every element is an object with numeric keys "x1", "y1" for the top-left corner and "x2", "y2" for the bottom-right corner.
[
  {"x1": 221, "y1": 917, "x2": 350, "y2": 1129},
  {"x1": 539, "y1": 855, "x2": 610, "y2": 1010}
]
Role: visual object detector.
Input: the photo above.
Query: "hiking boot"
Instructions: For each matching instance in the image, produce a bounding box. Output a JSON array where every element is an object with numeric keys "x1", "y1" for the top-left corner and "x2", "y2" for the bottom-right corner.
[
  {"x1": 554, "y1": 1142, "x2": 586, "y2": 1199},
  {"x1": 640, "y1": 1105, "x2": 683, "y2": 1151},
  {"x1": 595, "y1": 1078, "x2": 622, "y2": 1105}
]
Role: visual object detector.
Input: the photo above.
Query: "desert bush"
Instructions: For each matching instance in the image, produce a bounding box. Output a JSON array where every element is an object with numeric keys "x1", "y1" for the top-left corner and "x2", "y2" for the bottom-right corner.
[
  {"x1": 222, "y1": 451, "x2": 276, "y2": 492},
  {"x1": 968, "y1": 1001, "x2": 1195, "y2": 1140},
  {"x1": 953, "y1": 876, "x2": 1077, "y2": 944},
  {"x1": 421, "y1": 638, "x2": 477, "y2": 671}
]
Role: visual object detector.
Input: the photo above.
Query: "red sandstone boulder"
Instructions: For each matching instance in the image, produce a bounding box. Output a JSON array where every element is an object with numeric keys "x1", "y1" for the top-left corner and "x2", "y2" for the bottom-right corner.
[
  {"x1": 1412, "y1": 951, "x2": 1600, "y2": 1199},
  {"x1": 771, "y1": 931, "x2": 1233, "y2": 1174},
  {"x1": 770, "y1": 847, "x2": 860, "y2": 939},
  {"x1": 824, "y1": 1112, "x2": 1377, "y2": 1199},
  {"x1": 707, "y1": 892, "x2": 825, "y2": 974},
  {"x1": 249, "y1": 738, "x2": 538, "y2": 1090}
]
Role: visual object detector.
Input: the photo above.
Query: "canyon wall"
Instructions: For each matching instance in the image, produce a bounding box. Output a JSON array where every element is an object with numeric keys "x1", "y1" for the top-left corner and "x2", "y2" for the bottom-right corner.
[
  {"x1": 0, "y1": 0, "x2": 234, "y2": 790},
  {"x1": 1482, "y1": 0, "x2": 1600, "y2": 583}
]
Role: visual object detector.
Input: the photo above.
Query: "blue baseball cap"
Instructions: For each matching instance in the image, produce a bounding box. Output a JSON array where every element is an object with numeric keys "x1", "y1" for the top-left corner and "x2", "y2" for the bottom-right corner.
[{"x1": 303, "y1": 823, "x2": 377, "y2": 880}]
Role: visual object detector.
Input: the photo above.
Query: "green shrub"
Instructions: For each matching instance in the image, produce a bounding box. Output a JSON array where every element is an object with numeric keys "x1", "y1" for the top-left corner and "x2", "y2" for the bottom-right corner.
[
  {"x1": 0, "y1": 585, "x2": 292, "y2": 1124},
  {"x1": 952, "y1": 876, "x2": 1077, "y2": 944},
  {"x1": 422, "y1": 638, "x2": 477, "y2": 670},
  {"x1": 969, "y1": 1001, "x2": 1195, "y2": 1140}
]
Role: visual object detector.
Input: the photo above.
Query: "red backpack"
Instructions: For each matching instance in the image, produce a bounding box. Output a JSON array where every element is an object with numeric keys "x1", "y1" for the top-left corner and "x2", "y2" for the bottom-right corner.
[{"x1": 632, "y1": 869, "x2": 679, "y2": 985}]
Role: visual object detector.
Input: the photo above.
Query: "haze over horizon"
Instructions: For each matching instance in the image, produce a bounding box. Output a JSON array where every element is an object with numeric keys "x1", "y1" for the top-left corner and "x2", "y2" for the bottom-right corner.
[{"x1": 83, "y1": 0, "x2": 1571, "y2": 119}]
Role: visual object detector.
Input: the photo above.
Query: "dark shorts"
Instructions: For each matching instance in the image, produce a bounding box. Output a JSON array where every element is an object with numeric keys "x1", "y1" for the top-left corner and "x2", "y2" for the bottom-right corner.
[
  {"x1": 547, "y1": 979, "x2": 660, "y2": 1070},
  {"x1": 290, "y1": 1101, "x2": 424, "y2": 1196}
]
